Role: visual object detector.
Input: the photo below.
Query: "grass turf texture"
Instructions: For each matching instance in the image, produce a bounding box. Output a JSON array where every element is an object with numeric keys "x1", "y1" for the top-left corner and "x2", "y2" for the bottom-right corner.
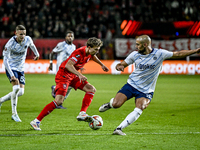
[{"x1": 0, "y1": 74, "x2": 199, "y2": 150}]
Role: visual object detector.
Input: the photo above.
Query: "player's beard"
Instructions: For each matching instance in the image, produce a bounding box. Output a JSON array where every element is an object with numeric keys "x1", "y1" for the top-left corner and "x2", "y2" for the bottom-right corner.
[
  {"x1": 138, "y1": 47, "x2": 146, "y2": 54},
  {"x1": 66, "y1": 40, "x2": 72, "y2": 45}
]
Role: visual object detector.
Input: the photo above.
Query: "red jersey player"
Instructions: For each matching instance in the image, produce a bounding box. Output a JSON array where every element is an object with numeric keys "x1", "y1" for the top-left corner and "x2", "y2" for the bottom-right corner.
[{"x1": 30, "y1": 37, "x2": 109, "y2": 130}]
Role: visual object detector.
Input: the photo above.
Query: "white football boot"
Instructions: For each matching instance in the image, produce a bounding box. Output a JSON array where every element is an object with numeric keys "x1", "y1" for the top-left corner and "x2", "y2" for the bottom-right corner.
[
  {"x1": 11, "y1": 114, "x2": 22, "y2": 122},
  {"x1": 30, "y1": 120, "x2": 41, "y2": 131},
  {"x1": 76, "y1": 111, "x2": 93, "y2": 122}
]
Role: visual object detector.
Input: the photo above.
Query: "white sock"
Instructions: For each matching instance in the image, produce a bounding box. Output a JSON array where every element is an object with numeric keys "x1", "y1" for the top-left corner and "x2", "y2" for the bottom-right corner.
[
  {"x1": 0, "y1": 88, "x2": 24, "y2": 104},
  {"x1": 0, "y1": 92, "x2": 12, "y2": 103},
  {"x1": 117, "y1": 107, "x2": 143, "y2": 129},
  {"x1": 18, "y1": 88, "x2": 24, "y2": 97},
  {"x1": 11, "y1": 85, "x2": 20, "y2": 115},
  {"x1": 109, "y1": 98, "x2": 114, "y2": 108},
  {"x1": 34, "y1": 118, "x2": 40, "y2": 123}
]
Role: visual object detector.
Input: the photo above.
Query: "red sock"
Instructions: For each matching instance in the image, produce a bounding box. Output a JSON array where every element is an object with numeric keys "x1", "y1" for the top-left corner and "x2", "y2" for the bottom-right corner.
[
  {"x1": 80, "y1": 92, "x2": 94, "y2": 112},
  {"x1": 37, "y1": 101, "x2": 57, "y2": 121}
]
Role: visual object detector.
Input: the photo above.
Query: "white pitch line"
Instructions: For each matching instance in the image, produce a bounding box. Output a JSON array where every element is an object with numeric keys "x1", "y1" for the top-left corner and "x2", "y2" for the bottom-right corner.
[{"x1": 0, "y1": 132, "x2": 200, "y2": 137}]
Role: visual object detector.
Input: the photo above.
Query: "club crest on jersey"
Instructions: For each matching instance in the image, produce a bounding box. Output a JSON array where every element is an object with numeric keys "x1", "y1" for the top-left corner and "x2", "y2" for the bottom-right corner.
[
  {"x1": 153, "y1": 57, "x2": 157, "y2": 60},
  {"x1": 4, "y1": 48, "x2": 7, "y2": 51},
  {"x1": 76, "y1": 54, "x2": 80, "y2": 58}
]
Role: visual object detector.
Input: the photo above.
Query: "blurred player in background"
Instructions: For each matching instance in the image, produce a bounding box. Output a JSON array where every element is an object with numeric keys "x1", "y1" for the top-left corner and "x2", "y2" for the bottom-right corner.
[
  {"x1": 0, "y1": 25, "x2": 40, "y2": 122},
  {"x1": 99, "y1": 35, "x2": 200, "y2": 135},
  {"x1": 48, "y1": 31, "x2": 76, "y2": 109},
  {"x1": 30, "y1": 37, "x2": 109, "y2": 130}
]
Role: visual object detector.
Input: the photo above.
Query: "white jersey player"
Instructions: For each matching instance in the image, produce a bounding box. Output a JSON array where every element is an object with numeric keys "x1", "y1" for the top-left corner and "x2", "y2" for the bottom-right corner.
[
  {"x1": 0, "y1": 25, "x2": 40, "y2": 122},
  {"x1": 125, "y1": 47, "x2": 172, "y2": 94},
  {"x1": 99, "y1": 35, "x2": 200, "y2": 135},
  {"x1": 48, "y1": 31, "x2": 76, "y2": 109}
]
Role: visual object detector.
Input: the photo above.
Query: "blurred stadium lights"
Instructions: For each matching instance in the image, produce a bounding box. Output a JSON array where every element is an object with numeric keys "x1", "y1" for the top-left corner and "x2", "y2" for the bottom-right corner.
[
  {"x1": 187, "y1": 21, "x2": 200, "y2": 36},
  {"x1": 121, "y1": 20, "x2": 200, "y2": 37},
  {"x1": 175, "y1": 32, "x2": 179, "y2": 36}
]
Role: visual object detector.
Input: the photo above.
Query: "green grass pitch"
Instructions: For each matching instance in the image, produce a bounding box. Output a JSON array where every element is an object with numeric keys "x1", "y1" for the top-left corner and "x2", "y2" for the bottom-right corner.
[{"x1": 0, "y1": 74, "x2": 200, "y2": 150}]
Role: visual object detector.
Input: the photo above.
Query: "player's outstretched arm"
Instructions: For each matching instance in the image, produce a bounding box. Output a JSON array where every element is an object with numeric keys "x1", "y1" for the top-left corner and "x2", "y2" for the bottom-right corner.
[
  {"x1": 92, "y1": 55, "x2": 109, "y2": 72},
  {"x1": 172, "y1": 48, "x2": 200, "y2": 59},
  {"x1": 116, "y1": 61, "x2": 128, "y2": 72}
]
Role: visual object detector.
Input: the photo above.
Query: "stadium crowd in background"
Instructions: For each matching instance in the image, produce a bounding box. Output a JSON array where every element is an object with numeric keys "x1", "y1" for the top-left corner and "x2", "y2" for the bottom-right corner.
[
  {"x1": 0, "y1": 0, "x2": 200, "y2": 60},
  {"x1": 0, "y1": 0, "x2": 199, "y2": 39}
]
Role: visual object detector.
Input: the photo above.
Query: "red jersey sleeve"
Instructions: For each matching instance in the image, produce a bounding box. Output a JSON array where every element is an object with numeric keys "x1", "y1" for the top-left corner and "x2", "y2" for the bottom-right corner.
[
  {"x1": 69, "y1": 46, "x2": 92, "y2": 70},
  {"x1": 69, "y1": 46, "x2": 85, "y2": 64}
]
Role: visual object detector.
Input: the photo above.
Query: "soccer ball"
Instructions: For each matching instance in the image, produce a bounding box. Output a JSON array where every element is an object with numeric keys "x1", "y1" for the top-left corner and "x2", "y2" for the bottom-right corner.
[{"x1": 88, "y1": 115, "x2": 103, "y2": 130}]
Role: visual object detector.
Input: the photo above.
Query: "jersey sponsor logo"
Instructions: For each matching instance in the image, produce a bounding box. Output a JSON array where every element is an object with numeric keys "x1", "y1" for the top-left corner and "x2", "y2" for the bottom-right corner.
[
  {"x1": 139, "y1": 64, "x2": 155, "y2": 70},
  {"x1": 153, "y1": 57, "x2": 157, "y2": 60},
  {"x1": 11, "y1": 51, "x2": 25, "y2": 55}
]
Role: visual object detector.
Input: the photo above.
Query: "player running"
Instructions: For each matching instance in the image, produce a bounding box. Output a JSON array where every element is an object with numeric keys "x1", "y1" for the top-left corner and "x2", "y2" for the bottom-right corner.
[
  {"x1": 30, "y1": 37, "x2": 109, "y2": 130},
  {"x1": 48, "y1": 31, "x2": 76, "y2": 109},
  {"x1": 99, "y1": 35, "x2": 200, "y2": 135},
  {"x1": 0, "y1": 25, "x2": 40, "y2": 122}
]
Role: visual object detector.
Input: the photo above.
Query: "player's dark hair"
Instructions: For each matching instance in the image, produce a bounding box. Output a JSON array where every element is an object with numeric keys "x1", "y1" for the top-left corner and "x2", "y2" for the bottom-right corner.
[
  {"x1": 16, "y1": 25, "x2": 26, "y2": 31},
  {"x1": 87, "y1": 37, "x2": 103, "y2": 48},
  {"x1": 66, "y1": 30, "x2": 74, "y2": 36}
]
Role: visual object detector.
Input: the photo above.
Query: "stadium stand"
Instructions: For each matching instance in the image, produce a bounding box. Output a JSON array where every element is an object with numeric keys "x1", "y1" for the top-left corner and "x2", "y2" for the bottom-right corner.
[{"x1": 0, "y1": 0, "x2": 199, "y2": 39}]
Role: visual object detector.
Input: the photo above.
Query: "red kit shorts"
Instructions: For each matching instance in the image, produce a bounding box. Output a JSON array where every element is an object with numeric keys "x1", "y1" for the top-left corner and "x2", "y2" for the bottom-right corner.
[{"x1": 55, "y1": 74, "x2": 88, "y2": 96}]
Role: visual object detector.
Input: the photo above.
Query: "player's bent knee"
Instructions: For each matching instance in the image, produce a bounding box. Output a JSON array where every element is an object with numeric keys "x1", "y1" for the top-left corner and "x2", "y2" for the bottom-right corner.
[
  {"x1": 87, "y1": 85, "x2": 96, "y2": 93},
  {"x1": 55, "y1": 100, "x2": 63, "y2": 106},
  {"x1": 138, "y1": 101, "x2": 150, "y2": 110},
  {"x1": 141, "y1": 104, "x2": 148, "y2": 110},
  {"x1": 55, "y1": 95, "x2": 65, "y2": 105},
  {"x1": 112, "y1": 100, "x2": 122, "y2": 108},
  {"x1": 91, "y1": 86, "x2": 96, "y2": 93},
  {"x1": 136, "y1": 98, "x2": 150, "y2": 110}
]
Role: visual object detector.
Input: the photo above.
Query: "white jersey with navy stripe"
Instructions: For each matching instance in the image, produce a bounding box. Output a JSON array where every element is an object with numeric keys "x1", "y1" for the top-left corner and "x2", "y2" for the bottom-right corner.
[
  {"x1": 3, "y1": 36, "x2": 39, "y2": 76},
  {"x1": 124, "y1": 48, "x2": 173, "y2": 93},
  {"x1": 53, "y1": 41, "x2": 76, "y2": 72}
]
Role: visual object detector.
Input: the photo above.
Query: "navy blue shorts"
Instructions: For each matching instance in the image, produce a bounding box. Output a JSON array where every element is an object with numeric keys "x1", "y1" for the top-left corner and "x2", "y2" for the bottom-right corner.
[
  {"x1": 118, "y1": 83, "x2": 153, "y2": 101},
  {"x1": 6, "y1": 70, "x2": 25, "y2": 85}
]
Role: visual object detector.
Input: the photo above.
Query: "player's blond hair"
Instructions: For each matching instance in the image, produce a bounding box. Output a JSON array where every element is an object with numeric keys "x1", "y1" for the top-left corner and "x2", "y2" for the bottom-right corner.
[
  {"x1": 87, "y1": 37, "x2": 103, "y2": 48},
  {"x1": 16, "y1": 25, "x2": 26, "y2": 31}
]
